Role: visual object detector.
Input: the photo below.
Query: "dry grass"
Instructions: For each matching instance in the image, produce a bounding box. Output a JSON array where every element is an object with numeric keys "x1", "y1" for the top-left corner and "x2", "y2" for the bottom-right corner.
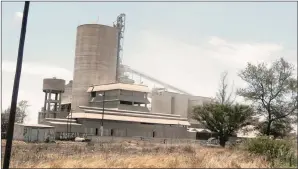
[{"x1": 1, "y1": 140, "x2": 269, "y2": 168}]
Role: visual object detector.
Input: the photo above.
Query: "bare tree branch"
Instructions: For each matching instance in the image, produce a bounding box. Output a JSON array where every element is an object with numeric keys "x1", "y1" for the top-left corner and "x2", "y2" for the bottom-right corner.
[{"x1": 237, "y1": 57, "x2": 297, "y2": 136}]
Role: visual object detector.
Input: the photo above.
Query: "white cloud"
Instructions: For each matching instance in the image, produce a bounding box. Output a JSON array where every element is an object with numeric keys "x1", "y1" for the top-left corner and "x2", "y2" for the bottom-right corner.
[
  {"x1": 124, "y1": 31, "x2": 296, "y2": 131},
  {"x1": 15, "y1": 12, "x2": 23, "y2": 18},
  {"x1": 2, "y1": 61, "x2": 72, "y2": 124},
  {"x1": 14, "y1": 12, "x2": 23, "y2": 25},
  {"x1": 124, "y1": 30, "x2": 296, "y2": 98},
  {"x1": 2, "y1": 60, "x2": 72, "y2": 81},
  {"x1": 208, "y1": 36, "x2": 227, "y2": 46}
]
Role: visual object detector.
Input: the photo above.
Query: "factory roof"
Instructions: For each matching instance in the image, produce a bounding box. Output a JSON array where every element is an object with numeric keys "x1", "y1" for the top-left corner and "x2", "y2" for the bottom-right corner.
[
  {"x1": 79, "y1": 106, "x2": 182, "y2": 118},
  {"x1": 15, "y1": 123, "x2": 54, "y2": 128},
  {"x1": 61, "y1": 102, "x2": 71, "y2": 105},
  {"x1": 47, "y1": 121, "x2": 82, "y2": 126},
  {"x1": 82, "y1": 109, "x2": 187, "y2": 121},
  {"x1": 45, "y1": 118, "x2": 76, "y2": 122},
  {"x1": 68, "y1": 112, "x2": 190, "y2": 126},
  {"x1": 152, "y1": 90, "x2": 213, "y2": 101},
  {"x1": 87, "y1": 83, "x2": 150, "y2": 93}
]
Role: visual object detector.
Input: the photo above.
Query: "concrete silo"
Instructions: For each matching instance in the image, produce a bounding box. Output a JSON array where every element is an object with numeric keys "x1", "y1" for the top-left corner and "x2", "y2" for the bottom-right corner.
[{"x1": 72, "y1": 24, "x2": 118, "y2": 112}]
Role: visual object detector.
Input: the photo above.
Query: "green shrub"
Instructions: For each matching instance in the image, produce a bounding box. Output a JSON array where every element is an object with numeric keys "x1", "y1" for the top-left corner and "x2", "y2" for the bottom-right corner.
[{"x1": 243, "y1": 137, "x2": 297, "y2": 167}]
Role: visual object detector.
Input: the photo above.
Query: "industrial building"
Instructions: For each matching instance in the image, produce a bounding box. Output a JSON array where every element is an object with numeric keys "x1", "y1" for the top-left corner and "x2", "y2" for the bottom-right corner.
[
  {"x1": 31, "y1": 13, "x2": 213, "y2": 141},
  {"x1": 151, "y1": 89, "x2": 214, "y2": 128},
  {"x1": 13, "y1": 123, "x2": 55, "y2": 142}
]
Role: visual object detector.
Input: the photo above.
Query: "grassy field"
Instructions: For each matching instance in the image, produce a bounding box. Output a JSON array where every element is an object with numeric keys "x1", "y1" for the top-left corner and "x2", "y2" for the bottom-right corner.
[{"x1": 1, "y1": 140, "x2": 270, "y2": 168}]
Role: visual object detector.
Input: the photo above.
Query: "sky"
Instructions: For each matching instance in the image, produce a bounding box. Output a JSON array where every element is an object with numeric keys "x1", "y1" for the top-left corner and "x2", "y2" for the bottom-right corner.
[{"x1": 1, "y1": 2, "x2": 297, "y2": 124}]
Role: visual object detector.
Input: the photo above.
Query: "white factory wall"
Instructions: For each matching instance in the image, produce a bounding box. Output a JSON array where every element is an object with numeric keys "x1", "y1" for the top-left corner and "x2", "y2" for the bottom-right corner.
[
  {"x1": 81, "y1": 119, "x2": 189, "y2": 139},
  {"x1": 151, "y1": 91, "x2": 212, "y2": 119}
]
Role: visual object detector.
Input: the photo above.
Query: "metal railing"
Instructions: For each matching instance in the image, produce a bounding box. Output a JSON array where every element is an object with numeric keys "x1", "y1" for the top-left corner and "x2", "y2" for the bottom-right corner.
[{"x1": 56, "y1": 132, "x2": 88, "y2": 140}]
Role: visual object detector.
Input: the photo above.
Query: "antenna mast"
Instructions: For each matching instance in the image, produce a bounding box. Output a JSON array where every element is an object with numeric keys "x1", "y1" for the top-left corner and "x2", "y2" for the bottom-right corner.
[{"x1": 115, "y1": 13, "x2": 126, "y2": 82}]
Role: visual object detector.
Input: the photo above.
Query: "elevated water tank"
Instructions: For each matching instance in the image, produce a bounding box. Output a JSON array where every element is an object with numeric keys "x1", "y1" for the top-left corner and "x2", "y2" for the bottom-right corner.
[
  {"x1": 43, "y1": 78, "x2": 65, "y2": 92},
  {"x1": 72, "y1": 24, "x2": 118, "y2": 111},
  {"x1": 42, "y1": 78, "x2": 65, "y2": 118}
]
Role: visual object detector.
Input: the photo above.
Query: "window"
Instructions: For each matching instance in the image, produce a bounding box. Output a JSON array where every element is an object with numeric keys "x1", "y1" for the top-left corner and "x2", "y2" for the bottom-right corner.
[
  {"x1": 120, "y1": 101, "x2": 132, "y2": 105},
  {"x1": 91, "y1": 92, "x2": 96, "y2": 98}
]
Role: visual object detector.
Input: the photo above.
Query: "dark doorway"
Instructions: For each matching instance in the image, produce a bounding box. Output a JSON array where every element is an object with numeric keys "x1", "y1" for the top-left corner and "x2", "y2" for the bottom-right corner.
[
  {"x1": 111, "y1": 129, "x2": 114, "y2": 136},
  {"x1": 95, "y1": 128, "x2": 98, "y2": 135},
  {"x1": 153, "y1": 131, "x2": 156, "y2": 138}
]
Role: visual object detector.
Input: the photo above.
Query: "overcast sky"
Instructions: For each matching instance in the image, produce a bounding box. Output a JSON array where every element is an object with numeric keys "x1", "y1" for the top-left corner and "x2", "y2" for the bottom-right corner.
[{"x1": 2, "y1": 2, "x2": 297, "y2": 124}]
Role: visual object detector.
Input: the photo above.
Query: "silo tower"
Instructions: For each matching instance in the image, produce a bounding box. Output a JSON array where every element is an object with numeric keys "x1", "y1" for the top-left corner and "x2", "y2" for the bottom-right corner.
[
  {"x1": 71, "y1": 24, "x2": 118, "y2": 112},
  {"x1": 42, "y1": 77, "x2": 65, "y2": 118}
]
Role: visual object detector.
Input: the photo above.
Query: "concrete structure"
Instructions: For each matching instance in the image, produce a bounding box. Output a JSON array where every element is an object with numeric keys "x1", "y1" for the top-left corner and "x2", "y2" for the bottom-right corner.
[
  {"x1": 61, "y1": 80, "x2": 72, "y2": 104},
  {"x1": 87, "y1": 83, "x2": 150, "y2": 112},
  {"x1": 37, "y1": 17, "x2": 215, "y2": 141},
  {"x1": 41, "y1": 78, "x2": 65, "y2": 119},
  {"x1": 151, "y1": 90, "x2": 213, "y2": 128},
  {"x1": 13, "y1": 123, "x2": 55, "y2": 142},
  {"x1": 72, "y1": 24, "x2": 119, "y2": 112},
  {"x1": 69, "y1": 110, "x2": 190, "y2": 138},
  {"x1": 39, "y1": 83, "x2": 191, "y2": 139}
]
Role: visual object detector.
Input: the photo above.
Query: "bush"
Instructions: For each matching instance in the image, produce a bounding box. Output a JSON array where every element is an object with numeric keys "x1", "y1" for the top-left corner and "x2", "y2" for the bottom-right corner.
[
  {"x1": 243, "y1": 137, "x2": 297, "y2": 167},
  {"x1": 182, "y1": 145, "x2": 195, "y2": 154}
]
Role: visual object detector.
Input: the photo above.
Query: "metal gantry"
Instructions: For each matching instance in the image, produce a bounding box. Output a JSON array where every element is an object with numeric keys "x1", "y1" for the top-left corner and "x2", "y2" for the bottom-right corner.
[
  {"x1": 112, "y1": 14, "x2": 191, "y2": 96},
  {"x1": 122, "y1": 65, "x2": 193, "y2": 96},
  {"x1": 114, "y1": 13, "x2": 126, "y2": 82}
]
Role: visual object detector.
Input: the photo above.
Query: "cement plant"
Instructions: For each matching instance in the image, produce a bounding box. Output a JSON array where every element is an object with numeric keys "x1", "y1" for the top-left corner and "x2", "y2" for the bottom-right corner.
[
  {"x1": 12, "y1": 13, "x2": 217, "y2": 143},
  {"x1": 4, "y1": 3, "x2": 296, "y2": 168}
]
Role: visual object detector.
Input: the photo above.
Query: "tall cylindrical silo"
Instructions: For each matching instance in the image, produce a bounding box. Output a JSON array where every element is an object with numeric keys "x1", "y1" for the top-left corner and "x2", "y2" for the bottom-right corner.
[{"x1": 72, "y1": 24, "x2": 118, "y2": 112}]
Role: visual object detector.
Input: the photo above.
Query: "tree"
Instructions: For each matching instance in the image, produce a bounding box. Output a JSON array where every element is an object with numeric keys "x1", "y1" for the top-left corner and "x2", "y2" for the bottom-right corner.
[
  {"x1": 237, "y1": 58, "x2": 297, "y2": 136},
  {"x1": 216, "y1": 71, "x2": 236, "y2": 105},
  {"x1": 256, "y1": 117, "x2": 293, "y2": 139},
  {"x1": 192, "y1": 72, "x2": 254, "y2": 147},
  {"x1": 193, "y1": 103, "x2": 254, "y2": 147},
  {"x1": 1, "y1": 100, "x2": 29, "y2": 138}
]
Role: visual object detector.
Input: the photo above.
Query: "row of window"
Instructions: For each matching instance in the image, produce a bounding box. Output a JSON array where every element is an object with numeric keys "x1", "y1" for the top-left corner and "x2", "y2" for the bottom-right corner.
[
  {"x1": 87, "y1": 128, "x2": 158, "y2": 137},
  {"x1": 90, "y1": 90, "x2": 147, "y2": 98}
]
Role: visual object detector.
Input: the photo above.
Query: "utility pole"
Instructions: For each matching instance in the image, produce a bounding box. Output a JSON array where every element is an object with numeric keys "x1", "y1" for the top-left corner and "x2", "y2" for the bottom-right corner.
[
  {"x1": 100, "y1": 92, "x2": 105, "y2": 136},
  {"x1": 3, "y1": 2, "x2": 30, "y2": 169}
]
